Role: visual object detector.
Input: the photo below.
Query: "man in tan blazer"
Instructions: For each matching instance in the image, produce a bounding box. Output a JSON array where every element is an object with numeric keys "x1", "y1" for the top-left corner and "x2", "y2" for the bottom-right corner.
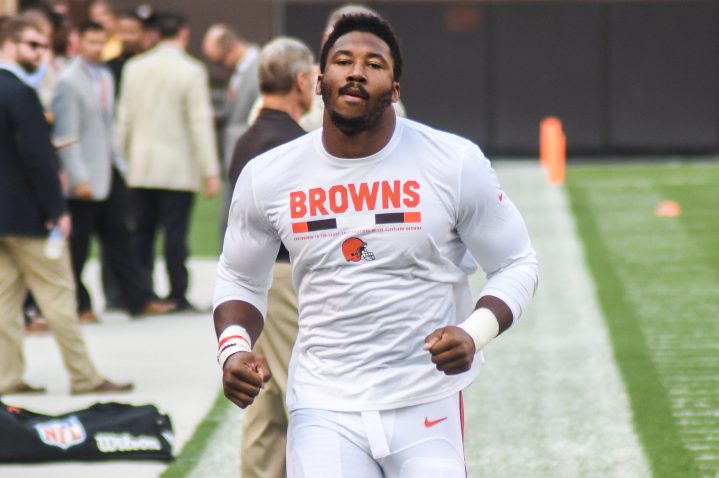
[{"x1": 116, "y1": 11, "x2": 219, "y2": 311}]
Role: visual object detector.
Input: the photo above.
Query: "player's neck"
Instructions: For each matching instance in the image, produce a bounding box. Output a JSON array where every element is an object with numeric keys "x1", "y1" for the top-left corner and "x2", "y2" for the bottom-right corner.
[{"x1": 321, "y1": 109, "x2": 396, "y2": 159}]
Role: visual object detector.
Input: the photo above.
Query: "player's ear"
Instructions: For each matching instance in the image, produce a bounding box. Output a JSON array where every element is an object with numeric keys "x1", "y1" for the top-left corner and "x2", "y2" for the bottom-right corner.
[
  {"x1": 392, "y1": 81, "x2": 400, "y2": 103},
  {"x1": 315, "y1": 75, "x2": 323, "y2": 95}
]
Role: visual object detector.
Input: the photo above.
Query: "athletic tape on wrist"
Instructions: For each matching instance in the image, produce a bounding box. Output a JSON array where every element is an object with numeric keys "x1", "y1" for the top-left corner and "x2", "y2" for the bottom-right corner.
[
  {"x1": 458, "y1": 307, "x2": 499, "y2": 352},
  {"x1": 217, "y1": 325, "x2": 252, "y2": 369}
]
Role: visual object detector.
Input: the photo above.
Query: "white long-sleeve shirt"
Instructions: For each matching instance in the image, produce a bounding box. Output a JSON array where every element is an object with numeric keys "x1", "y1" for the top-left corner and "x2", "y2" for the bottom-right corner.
[{"x1": 215, "y1": 117, "x2": 538, "y2": 412}]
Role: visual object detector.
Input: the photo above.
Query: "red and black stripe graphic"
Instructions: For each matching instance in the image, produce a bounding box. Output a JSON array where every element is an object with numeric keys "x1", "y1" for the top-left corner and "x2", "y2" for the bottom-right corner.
[
  {"x1": 292, "y1": 218, "x2": 337, "y2": 234},
  {"x1": 375, "y1": 212, "x2": 421, "y2": 224},
  {"x1": 292, "y1": 212, "x2": 421, "y2": 234}
]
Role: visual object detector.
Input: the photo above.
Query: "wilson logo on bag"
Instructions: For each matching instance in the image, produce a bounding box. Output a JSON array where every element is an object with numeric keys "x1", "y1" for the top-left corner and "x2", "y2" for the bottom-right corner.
[
  {"x1": 34, "y1": 416, "x2": 87, "y2": 450},
  {"x1": 95, "y1": 433, "x2": 162, "y2": 453}
]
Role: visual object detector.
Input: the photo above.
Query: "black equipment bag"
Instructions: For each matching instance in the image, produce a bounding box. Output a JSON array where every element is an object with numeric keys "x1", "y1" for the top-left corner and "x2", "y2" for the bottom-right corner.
[{"x1": 0, "y1": 400, "x2": 174, "y2": 462}]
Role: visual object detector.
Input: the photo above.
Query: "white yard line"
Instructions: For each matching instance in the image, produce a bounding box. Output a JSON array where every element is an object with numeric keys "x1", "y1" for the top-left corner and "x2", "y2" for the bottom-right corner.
[{"x1": 462, "y1": 161, "x2": 651, "y2": 477}]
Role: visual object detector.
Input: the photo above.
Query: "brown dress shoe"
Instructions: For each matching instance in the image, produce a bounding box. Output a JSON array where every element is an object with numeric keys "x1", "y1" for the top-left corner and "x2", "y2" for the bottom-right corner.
[
  {"x1": 78, "y1": 310, "x2": 100, "y2": 324},
  {"x1": 0, "y1": 382, "x2": 47, "y2": 395},
  {"x1": 25, "y1": 317, "x2": 49, "y2": 334},
  {"x1": 133, "y1": 300, "x2": 177, "y2": 317},
  {"x1": 71, "y1": 379, "x2": 134, "y2": 395}
]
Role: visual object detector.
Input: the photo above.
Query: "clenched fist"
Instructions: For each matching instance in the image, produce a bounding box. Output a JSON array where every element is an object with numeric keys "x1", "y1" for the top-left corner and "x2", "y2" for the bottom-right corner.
[
  {"x1": 424, "y1": 326, "x2": 476, "y2": 375},
  {"x1": 222, "y1": 351, "x2": 272, "y2": 409}
]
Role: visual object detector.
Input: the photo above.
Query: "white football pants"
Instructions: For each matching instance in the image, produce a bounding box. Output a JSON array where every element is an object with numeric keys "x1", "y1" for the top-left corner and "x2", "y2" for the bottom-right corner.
[{"x1": 287, "y1": 392, "x2": 466, "y2": 478}]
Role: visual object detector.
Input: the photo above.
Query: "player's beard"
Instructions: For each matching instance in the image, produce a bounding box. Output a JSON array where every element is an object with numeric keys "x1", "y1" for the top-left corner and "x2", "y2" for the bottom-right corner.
[{"x1": 321, "y1": 80, "x2": 393, "y2": 136}]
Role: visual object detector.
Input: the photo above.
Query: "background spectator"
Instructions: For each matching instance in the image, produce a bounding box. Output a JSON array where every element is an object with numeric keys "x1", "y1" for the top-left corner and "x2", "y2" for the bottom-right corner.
[
  {"x1": 0, "y1": 16, "x2": 131, "y2": 395},
  {"x1": 201, "y1": 23, "x2": 260, "y2": 245},
  {"x1": 52, "y1": 20, "x2": 175, "y2": 321},
  {"x1": 116, "y1": 11, "x2": 220, "y2": 311},
  {"x1": 87, "y1": 0, "x2": 119, "y2": 61},
  {"x1": 105, "y1": 9, "x2": 142, "y2": 95}
]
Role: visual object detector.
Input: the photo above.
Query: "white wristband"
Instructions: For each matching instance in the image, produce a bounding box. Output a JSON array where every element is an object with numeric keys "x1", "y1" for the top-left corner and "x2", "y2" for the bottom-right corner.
[
  {"x1": 217, "y1": 325, "x2": 252, "y2": 370},
  {"x1": 458, "y1": 308, "x2": 499, "y2": 353}
]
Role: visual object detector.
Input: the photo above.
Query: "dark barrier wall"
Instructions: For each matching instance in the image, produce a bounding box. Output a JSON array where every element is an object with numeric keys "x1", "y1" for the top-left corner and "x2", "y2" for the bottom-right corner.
[
  {"x1": 286, "y1": 0, "x2": 718, "y2": 156},
  {"x1": 608, "y1": 2, "x2": 718, "y2": 153},
  {"x1": 490, "y1": 3, "x2": 604, "y2": 154},
  {"x1": 45, "y1": 0, "x2": 717, "y2": 156}
]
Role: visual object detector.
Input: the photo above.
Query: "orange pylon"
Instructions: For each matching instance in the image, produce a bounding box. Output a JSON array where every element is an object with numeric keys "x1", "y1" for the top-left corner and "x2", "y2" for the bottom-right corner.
[{"x1": 539, "y1": 117, "x2": 566, "y2": 185}]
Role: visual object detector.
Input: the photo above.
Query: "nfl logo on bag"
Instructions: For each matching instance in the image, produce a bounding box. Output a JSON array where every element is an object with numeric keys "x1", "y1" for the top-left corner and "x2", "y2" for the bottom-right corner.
[{"x1": 34, "y1": 416, "x2": 87, "y2": 450}]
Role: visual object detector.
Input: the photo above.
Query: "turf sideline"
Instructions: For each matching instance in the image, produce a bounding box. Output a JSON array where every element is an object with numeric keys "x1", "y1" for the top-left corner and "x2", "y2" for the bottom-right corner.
[{"x1": 462, "y1": 161, "x2": 652, "y2": 477}]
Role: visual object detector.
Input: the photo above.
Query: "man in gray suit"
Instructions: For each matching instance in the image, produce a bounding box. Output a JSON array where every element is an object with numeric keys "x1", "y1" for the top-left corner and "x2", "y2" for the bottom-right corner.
[
  {"x1": 52, "y1": 21, "x2": 173, "y2": 320},
  {"x1": 202, "y1": 23, "x2": 260, "y2": 241}
]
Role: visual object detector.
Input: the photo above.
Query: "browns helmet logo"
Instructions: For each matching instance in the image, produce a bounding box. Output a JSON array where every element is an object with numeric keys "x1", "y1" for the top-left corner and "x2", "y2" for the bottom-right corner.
[{"x1": 341, "y1": 237, "x2": 375, "y2": 262}]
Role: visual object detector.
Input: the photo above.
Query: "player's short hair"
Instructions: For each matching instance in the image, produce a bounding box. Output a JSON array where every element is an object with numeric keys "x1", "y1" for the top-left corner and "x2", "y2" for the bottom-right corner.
[
  {"x1": 319, "y1": 13, "x2": 402, "y2": 81},
  {"x1": 78, "y1": 20, "x2": 105, "y2": 36},
  {"x1": 259, "y1": 36, "x2": 314, "y2": 95},
  {"x1": 0, "y1": 16, "x2": 42, "y2": 44},
  {"x1": 325, "y1": 4, "x2": 380, "y2": 33}
]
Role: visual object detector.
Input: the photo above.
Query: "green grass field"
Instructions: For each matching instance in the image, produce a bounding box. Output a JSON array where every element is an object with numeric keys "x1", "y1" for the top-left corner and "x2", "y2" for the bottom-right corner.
[
  {"x1": 566, "y1": 161, "x2": 719, "y2": 478},
  {"x1": 189, "y1": 193, "x2": 221, "y2": 257}
]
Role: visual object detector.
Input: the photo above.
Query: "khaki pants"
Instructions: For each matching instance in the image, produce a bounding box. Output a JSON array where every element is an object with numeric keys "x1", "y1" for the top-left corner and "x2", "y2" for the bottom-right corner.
[
  {"x1": 0, "y1": 0, "x2": 18, "y2": 16},
  {"x1": 242, "y1": 262, "x2": 297, "y2": 478},
  {"x1": 0, "y1": 237, "x2": 103, "y2": 392}
]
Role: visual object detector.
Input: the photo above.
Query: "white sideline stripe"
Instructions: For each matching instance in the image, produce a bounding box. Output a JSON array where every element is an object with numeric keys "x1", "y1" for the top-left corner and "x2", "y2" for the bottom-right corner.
[{"x1": 462, "y1": 161, "x2": 651, "y2": 477}]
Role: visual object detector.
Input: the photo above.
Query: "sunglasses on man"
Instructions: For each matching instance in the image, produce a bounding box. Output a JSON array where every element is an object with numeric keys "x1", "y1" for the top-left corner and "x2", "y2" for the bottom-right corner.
[{"x1": 17, "y1": 39, "x2": 50, "y2": 51}]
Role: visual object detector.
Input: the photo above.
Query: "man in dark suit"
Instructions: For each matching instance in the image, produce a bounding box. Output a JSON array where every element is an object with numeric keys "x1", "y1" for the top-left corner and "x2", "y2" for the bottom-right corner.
[
  {"x1": 227, "y1": 36, "x2": 314, "y2": 478},
  {"x1": 0, "y1": 16, "x2": 131, "y2": 395}
]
